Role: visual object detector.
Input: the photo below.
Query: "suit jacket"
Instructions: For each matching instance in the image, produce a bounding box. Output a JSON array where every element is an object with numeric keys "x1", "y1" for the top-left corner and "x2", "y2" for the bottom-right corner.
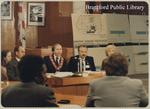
[
  {"x1": 6, "y1": 58, "x2": 20, "y2": 81},
  {"x1": 68, "y1": 55, "x2": 96, "y2": 72},
  {"x1": 2, "y1": 82, "x2": 58, "y2": 107},
  {"x1": 43, "y1": 55, "x2": 67, "y2": 73},
  {"x1": 85, "y1": 76, "x2": 148, "y2": 107}
]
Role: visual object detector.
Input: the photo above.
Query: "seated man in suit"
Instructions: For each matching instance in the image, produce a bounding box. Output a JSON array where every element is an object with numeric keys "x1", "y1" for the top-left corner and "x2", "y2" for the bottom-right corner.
[
  {"x1": 2, "y1": 55, "x2": 58, "y2": 107},
  {"x1": 6, "y1": 46, "x2": 25, "y2": 81},
  {"x1": 43, "y1": 43, "x2": 67, "y2": 73},
  {"x1": 68, "y1": 45, "x2": 96, "y2": 72},
  {"x1": 86, "y1": 53, "x2": 148, "y2": 107}
]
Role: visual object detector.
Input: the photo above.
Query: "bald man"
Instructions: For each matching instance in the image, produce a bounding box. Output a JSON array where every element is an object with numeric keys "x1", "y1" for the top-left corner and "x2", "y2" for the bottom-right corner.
[{"x1": 43, "y1": 43, "x2": 67, "y2": 73}]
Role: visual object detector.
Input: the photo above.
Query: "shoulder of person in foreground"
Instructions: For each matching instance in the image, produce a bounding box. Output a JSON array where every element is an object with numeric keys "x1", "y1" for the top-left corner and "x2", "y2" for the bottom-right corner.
[
  {"x1": 135, "y1": 79, "x2": 148, "y2": 107},
  {"x1": 37, "y1": 84, "x2": 59, "y2": 107},
  {"x1": 89, "y1": 77, "x2": 106, "y2": 87}
]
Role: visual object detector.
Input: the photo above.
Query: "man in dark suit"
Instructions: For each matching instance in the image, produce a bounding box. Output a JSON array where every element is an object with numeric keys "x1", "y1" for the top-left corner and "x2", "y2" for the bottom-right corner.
[
  {"x1": 2, "y1": 55, "x2": 58, "y2": 107},
  {"x1": 6, "y1": 46, "x2": 25, "y2": 81},
  {"x1": 68, "y1": 45, "x2": 96, "y2": 72},
  {"x1": 43, "y1": 43, "x2": 67, "y2": 73}
]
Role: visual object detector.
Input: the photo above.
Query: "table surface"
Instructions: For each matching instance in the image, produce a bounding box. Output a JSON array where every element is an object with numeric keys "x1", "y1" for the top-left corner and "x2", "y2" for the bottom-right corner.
[{"x1": 55, "y1": 93, "x2": 86, "y2": 107}]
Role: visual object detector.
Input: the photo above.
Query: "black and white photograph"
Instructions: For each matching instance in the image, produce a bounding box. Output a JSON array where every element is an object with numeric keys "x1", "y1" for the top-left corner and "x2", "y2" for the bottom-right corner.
[
  {"x1": 1, "y1": 1, "x2": 12, "y2": 20},
  {"x1": 28, "y1": 3, "x2": 45, "y2": 26},
  {"x1": 1, "y1": 1, "x2": 149, "y2": 108}
]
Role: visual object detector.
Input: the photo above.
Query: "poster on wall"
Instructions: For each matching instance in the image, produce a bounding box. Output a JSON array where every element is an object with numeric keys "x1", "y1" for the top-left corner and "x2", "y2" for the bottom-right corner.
[
  {"x1": 28, "y1": 3, "x2": 45, "y2": 26},
  {"x1": 129, "y1": 15, "x2": 148, "y2": 42},
  {"x1": 71, "y1": 14, "x2": 107, "y2": 47},
  {"x1": 1, "y1": 1, "x2": 12, "y2": 20}
]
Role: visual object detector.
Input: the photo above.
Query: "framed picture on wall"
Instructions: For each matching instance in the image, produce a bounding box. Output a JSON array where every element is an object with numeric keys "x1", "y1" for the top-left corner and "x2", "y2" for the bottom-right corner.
[
  {"x1": 1, "y1": 1, "x2": 12, "y2": 20},
  {"x1": 28, "y1": 3, "x2": 45, "y2": 26}
]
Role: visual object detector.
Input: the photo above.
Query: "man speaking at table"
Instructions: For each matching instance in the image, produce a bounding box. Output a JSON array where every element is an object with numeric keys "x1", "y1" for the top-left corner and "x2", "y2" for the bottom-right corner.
[{"x1": 68, "y1": 45, "x2": 96, "y2": 73}]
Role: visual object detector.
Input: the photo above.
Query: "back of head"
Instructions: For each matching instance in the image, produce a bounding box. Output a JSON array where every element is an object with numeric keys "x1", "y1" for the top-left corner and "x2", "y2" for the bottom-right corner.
[
  {"x1": 103, "y1": 53, "x2": 128, "y2": 76},
  {"x1": 18, "y1": 55, "x2": 44, "y2": 83},
  {"x1": 105, "y1": 45, "x2": 118, "y2": 57}
]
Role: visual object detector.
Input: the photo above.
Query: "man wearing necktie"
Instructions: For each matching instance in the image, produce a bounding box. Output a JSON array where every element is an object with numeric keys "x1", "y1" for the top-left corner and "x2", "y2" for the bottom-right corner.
[
  {"x1": 68, "y1": 45, "x2": 96, "y2": 73},
  {"x1": 55, "y1": 56, "x2": 59, "y2": 66},
  {"x1": 7, "y1": 46, "x2": 26, "y2": 80},
  {"x1": 43, "y1": 43, "x2": 67, "y2": 73}
]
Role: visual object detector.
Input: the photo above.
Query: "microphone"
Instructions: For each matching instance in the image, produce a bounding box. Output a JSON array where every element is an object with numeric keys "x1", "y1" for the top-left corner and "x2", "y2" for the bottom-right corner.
[
  {"x1": 77, "y1": 57, "x2": 86, "y2": 73},
  {"x1": 77, "y1": 57, "x2": 82, "y2": 73}
]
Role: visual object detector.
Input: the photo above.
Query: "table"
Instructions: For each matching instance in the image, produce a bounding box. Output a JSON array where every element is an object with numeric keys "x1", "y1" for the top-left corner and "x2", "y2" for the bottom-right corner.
[
  {"x1": 55, "y1": 93, "x2": 86, "y2": 107},
  {"x1": 46, "y1": 72, "x2": 104, "y2": 96}
]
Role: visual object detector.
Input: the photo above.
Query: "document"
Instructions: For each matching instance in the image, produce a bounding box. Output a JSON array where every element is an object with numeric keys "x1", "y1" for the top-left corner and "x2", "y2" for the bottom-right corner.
[{"x1": 53, "y1": 72, "x2": 74, "y2": 78}]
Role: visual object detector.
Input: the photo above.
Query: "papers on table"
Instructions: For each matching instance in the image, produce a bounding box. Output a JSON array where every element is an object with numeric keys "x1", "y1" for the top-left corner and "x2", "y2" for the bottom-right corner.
[
  {"x1": 52, "y1": 72, "x2": 74, "y2": 78},
  {"x1": 46, "y1": 71, "x2": 105, "y2": 78},
  {"x1": 59, "y1": 104, "x2": 81, "y2": 108},
  {"x1": 45, "y1": 73, "x2": 55, "y2": 78}
]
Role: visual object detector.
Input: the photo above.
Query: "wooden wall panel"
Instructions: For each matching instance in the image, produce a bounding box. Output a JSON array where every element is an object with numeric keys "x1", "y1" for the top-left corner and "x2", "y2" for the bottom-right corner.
[
  {"x1": 1, "y1": 2, "x2": 73, "y2": 50},
  {"x1": 14, "y1": 2, "x2": 38, "y2": 48},
  {"x1": 1, "y1": 2, "x2": 38, "y2": 50},
  {"x1": 25, "y1": 27, "x2": 38, "y2": 48},
  {"x1": 58, "y1": 2, "x2": 73, "y2": 17},
  {"x1": 38, "y1": 2, "x2": 73, "y2": 48},
  {"x1": 1, "y1": 20, "x2": 16, "y2": 51}
]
